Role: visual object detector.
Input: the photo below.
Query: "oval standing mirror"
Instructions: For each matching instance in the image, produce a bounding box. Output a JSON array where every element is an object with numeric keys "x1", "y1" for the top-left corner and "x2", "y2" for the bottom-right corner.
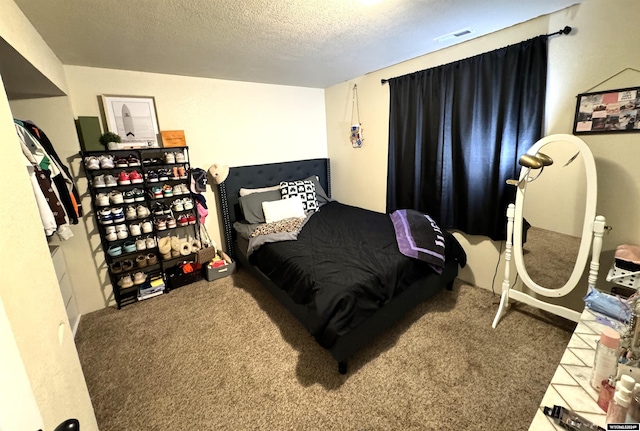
[{"x1": 493, "y1": 134, "x2": 606, "y2": 328}]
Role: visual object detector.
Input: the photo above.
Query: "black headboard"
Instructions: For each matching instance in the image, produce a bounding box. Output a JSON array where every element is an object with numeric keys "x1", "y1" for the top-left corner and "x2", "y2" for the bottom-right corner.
[{"x1": 217, "y1": 158, "x2": 331, "y2": 258}]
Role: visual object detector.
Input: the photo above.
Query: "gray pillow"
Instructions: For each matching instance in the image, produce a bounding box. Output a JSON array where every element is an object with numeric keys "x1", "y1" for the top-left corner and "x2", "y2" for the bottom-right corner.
[
  {"x1": 238, "y1": 189, "x2": 282, "y2": 224},
  {"x1": 302, "y1": 175, "x2": 332, "y2": 206}
]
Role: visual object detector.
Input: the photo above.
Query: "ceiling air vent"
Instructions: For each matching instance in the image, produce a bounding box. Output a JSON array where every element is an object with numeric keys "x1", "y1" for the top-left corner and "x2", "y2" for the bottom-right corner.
[{"x1": 434, "y1": 27, "x2": 475, "y2": 43}]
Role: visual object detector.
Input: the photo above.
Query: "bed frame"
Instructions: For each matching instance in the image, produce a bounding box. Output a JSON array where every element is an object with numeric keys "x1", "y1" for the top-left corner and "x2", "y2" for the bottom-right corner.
[{"x1": 218, "y1": 158, "x2": 459, "y2": 374}]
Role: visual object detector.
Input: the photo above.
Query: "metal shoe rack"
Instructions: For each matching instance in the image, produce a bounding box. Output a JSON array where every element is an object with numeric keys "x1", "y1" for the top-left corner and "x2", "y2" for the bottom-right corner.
[{"x1": 82, "y1": 147, "x2": 201, "y2": 308}]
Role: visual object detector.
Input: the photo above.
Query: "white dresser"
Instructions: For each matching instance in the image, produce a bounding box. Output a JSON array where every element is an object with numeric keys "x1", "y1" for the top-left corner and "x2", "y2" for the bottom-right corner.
[{"x1": 50, "y1": 245, "x2": 80, "y2": 335}]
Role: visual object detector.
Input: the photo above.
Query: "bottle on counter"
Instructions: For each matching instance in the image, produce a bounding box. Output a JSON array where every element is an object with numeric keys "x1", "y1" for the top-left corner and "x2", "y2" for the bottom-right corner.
[
  {"x1": 591, "y1": 327, "x2": 621, "y2": 392},
  {"x1": 626, "y1": 382, "x2": 640, "y2": 423},
  {"x1": 597, "y1": 375, "x2": 617, "y2": 412},
  {"x1": 606, "y1": 375, "x2": 635, "y2": 425}
]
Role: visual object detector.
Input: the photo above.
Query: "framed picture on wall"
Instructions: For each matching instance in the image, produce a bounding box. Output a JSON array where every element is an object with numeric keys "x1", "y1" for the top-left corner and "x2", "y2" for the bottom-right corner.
[
  {"x1": 100, "y1": 95, "x2": 161, "y2": 147},
  {"x1": 573, "y1": 87, "x2": 640, "y2": 134}
]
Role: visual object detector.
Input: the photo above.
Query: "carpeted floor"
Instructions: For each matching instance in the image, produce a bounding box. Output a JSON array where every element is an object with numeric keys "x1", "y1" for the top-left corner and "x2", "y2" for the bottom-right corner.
[{"x1": 75, "y1": 267, "x2": 575, "y2": 431}]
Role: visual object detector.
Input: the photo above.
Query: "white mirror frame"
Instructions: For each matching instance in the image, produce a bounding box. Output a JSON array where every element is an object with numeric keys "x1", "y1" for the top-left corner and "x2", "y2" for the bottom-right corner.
[{"x1": 492, "y1": 134, "x2": 606, "y2": 328}]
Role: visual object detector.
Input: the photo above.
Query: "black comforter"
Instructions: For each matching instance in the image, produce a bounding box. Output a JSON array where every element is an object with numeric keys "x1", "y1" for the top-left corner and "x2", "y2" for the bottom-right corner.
[{"x1": 248, "y1": 201, "x2": 466, "y2": 348}]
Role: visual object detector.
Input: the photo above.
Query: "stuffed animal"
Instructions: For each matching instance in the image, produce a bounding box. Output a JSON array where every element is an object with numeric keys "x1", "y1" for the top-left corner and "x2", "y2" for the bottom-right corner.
[{"x1": 208, "y1": 163, "x2": 229, "y2": 184}]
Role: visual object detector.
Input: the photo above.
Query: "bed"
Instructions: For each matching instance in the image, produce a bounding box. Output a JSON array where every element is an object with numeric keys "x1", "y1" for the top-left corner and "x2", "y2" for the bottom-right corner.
[{"x1": 218, "y1": 158, "x2": 466, "y2": 374}]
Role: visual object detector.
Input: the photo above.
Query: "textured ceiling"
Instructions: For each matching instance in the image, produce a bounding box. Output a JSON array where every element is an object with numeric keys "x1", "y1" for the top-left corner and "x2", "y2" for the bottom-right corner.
[{"x1": 12, "y1": 0, "x2": 580, "y2": 89}]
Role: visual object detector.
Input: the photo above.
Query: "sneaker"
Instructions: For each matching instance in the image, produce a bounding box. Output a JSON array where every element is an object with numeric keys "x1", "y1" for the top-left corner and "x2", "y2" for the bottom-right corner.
[
  {"x1": 164, "y1": 152, "x2": 176, "y2": 164},
  {"x1": 125, "y1": 205, "x2": 137, "y2": 221},
  {"x1": 142, "y1": 221, "x2": 153, "y2": 233},
  {"x1": 151, "y1": 186, "x2": 163, "y2": 199},
  {"x1": 105, "y1": 231, "x2": 118, "y2": 242},
  {"x1": 146, "y1": 171, "x2": 159, "y2": 182},
  {"x1": 145, "y1": 237, "x2": 156, "y2": 249},
  {"x1": 187, "y1": 214, "x2": 196, "y2": 225},
  {"x1": 137, "y1": 205, "x2": 151, "y2": 219},
  {"x1": 129, "y1": 170, "x2": 144, "y2": 184},
  {"x1": 98, "y1": 208, "x2": 114, "y2": 224},
  {"x1": 115, "y1": 224, "x2": 128, "y2": 239},
  {"x1": 84, "y1": 156, "x2": 100, "y2": 170},
  {"x1": 158, "y1": 169, "x2": 169, "y2": 181},
  {"x1": 99, "y1": 154, "x2": 115, "y2": 169},
  {"x1": 111, "y1": 207, "x2": 125, "y2": 223},
  {"x1": 129, "y1": 223, "x2": 141, "y2": 236},
  {"x1": 118, "y1": 171, "x2": 131, "y2": 185},
  {"x1": 118, "y1": 274, "x2": 134, "y2": 289},
  {"x1": 136, "y1": 254, "x2": 148, "y2": 268},
  {"x1": 178, "y1": 166, "x2": 187, "y2": 179},
  {"x1": 107, "y1": 244, "x2": 122, "y2": 257},
  {"x1": 104, "y1": 174, "x2": 118, "y2": 187},
  {"x1": 93, "y1": 174, "x2": 106, "y2": 188},
  {"x1": 132, "y1": 188, "x2": 146, "y2": 202},
  {"x1": 172, "y1": 199, "x2": 184, "y2": 212},
  {"x1": 177, "y1": 214, "x2": 189, "y2": 226},
  {"x1": 183, "y1": 198, "x2": 194, "y2": 210},
  {"x1": 105, "y1": 226, "x2": 116, "y2": 234},
  {"x1": 115, "y1": 157, "x2": 129, "y2": 168},
  {"x1": 96, "y1": 193, "x2": 110, "y2": 206},
  {"x1": 123, "y1": 190, "x2": 135, "y2": 203},
  {"x1": 135, "y1": 238, "x2": 147, "y2": 251},
  {"x1": 172, "y1": 167, "x2": 180, "y2": 180},
  {"x1": 162, "y1": 184, "x2": 173, "y2": 197},
  {"x1": 133, "y1": 271, "x2": 147, "y2": 285},
  {"x1": 175, "y1": 152, "x2": 186, "y2": 163},
  {"x1": 166, "y1": 217, "x2": 177, "y2": 229},
  {"x1": 109, "y1": 190, "x2": 124, "y2": 205},
  {"x1": 172, "y1": 185, "x2": 183, "y2": 196},
  {"x1": 127, "y1": 155, "x2": 141, "y2": 167},
  {"x1": 152, "y1": 203, "x2": 165, "y2": 217},
  {"x1": 123, "y1": 240, "x2": 137, "y2": 254},
  {"x1": 155, "y1": 219, "x2": 167, "y2": 231}
]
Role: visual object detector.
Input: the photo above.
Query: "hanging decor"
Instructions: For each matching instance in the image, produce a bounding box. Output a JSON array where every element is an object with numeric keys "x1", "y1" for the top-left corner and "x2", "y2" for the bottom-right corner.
[{"x1": 350, "y1": 84, "x2": 364, "y2": 148}]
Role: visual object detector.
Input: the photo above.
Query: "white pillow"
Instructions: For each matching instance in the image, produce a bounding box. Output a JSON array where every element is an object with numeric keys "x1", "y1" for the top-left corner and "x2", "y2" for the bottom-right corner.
[
  {"x1": 239, "y1": 185, "x2": 280, "y2": 197},
  {"x1": 262, "y1": 195, "x2": 305, "y2": 223}
]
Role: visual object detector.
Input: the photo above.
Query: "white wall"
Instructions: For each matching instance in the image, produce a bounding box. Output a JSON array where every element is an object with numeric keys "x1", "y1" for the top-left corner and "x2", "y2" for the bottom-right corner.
[
  {"x1": 324, "y1": 0, "x2": 640, "y2": 309},
  {"x1": 62, "y1": 65, "x2": 327, "y2": 312}
]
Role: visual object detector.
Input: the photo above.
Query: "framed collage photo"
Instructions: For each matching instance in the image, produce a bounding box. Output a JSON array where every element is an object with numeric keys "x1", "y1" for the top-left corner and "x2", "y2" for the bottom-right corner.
[{"x1": 573, "y1": 87, "x2": 640, "y2": 134}]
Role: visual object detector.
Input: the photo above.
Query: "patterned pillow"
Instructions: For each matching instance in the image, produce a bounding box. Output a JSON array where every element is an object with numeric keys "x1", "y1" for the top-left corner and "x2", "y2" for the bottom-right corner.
[{"x1": 280, "y1": 180, "x2": 319, "y2": 212}]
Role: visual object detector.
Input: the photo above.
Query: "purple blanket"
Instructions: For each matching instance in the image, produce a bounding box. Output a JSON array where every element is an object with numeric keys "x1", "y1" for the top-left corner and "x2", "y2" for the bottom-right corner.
[{"x1": 390, "y1": 209, "x2": 446, "y2": 274}]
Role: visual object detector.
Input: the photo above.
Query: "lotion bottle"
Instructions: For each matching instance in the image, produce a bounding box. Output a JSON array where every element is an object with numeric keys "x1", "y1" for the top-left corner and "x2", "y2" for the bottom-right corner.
[{"x1": 591, "y1": 327, "x2": 621, "y2": 392}]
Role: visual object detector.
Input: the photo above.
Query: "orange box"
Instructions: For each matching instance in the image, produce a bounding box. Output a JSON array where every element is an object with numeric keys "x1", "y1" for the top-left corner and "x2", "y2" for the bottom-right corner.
[{"x1": 161, "y1": 130, "x2": 186, "y2": 147}]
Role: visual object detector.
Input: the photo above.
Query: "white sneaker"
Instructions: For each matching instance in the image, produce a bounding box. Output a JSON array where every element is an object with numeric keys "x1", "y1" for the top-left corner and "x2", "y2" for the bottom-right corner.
[
  {"x1": 85, "y1": 156, "x2": 100, "y2": 170},
  {"x1": 137, "y1": 205, "x2": 150, "y2": 219},
  {"x1": 99, "y1": 154, "x2": 115, "y2": 169},
  {"x1": 129, "y1": 223, "x2": 141, "y2": 236},
  {"x1": 104, "y1": 174, "x2": 118, "y2": 187},
  {"x1": 183, "y1": 198, "x2": 193, "y2": 210},
  {"x1": 118, "y1": 274, "x2": 134, "y2": 289},
  {"x1": 164, "y1": 152, "x2": 176, "y2": 164},
  {"x1": 93, "y1": 175, "x2": 106, "y2": 188},
  {"x1": 135, "y1": 238, "x2": 147, "y2": 251},
  {"x1": 96, "y1": 193, "x2": 110, "y2": 206},
  {"x1": 175, "y1": 152, "x2": 186, "y2": 163},
  {"x1": 146, "y1": 237, "x2": 156, "y2": 249},
  {"x1": 109, "y1": 190, "x2": 124, "y2": 205},
  {"x1": 142, "y1": 221, "x2": 153, "y2": 234}
]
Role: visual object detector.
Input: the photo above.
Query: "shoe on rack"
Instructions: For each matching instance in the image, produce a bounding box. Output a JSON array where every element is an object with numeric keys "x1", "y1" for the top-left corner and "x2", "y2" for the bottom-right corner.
[
  {"x1": 162, "y1": 184, "x2": 173, "y2": 198},
  {"x1": 166, "y1": 217, "x2": 177, "y2": 229},
  {"x1": 111, "y1": 207, "x2": 125, "y2": 224},
  {"x1": 122, "y1": 259, "x2": 135, "y2": 272},
  {"x1": 123, "y1": 190, "x2": 135, "y2": 203},
  {"x1": 177, "y1": 214, "x2": 189, "y2": 226},
  {"x1": 100, "y1": 154, "x2": 115, "y2": 169},
  {"x1": 115, "y1": 157, "x2": 129, "y2": 168},
  {"x1": 151, "y1": 186, "x2": 163, "y2": 199},
  {"x1": 116, "y1": 224, "x2": 129, "y2": 240},
  {"x1": 137, "y1": 205, "x2": 151, "y2": 219},
  {"x1": 118, "y1": 171, "x2": 131, "y2": 185},
  {"x1": 105, "y1": 231, "x2": 118, "y2": 242},
  {"x1": 175, "y1": 152, "x2": 186, "y2": 163},
  {"x1": 132, "y1": 188, "x2": 146, "y2": 202},
  {"x1": 129, "y1": 223, "x2": 141, "y2": 236},
  {"x1": 172, "y1": 199, "x2": 184, "y2": 212},
  {"x1": 125, "y1": 205, "x2": 137, "y2": 221},
  {"x1": 145, "y1": 236, "x2": 156, "y2": 249},
  {"x1": 146, "y1": 253, "x2": 158, "y2": 265},
  {"x1": 172, "y1": 185, "x2": 183, "y2": 196},
  {"x1": 164, "y1": 152, "x2": 176, "y2": 164},
  {"x1": 133, "y1": 271, "x2": 147, "y2": 285},
  {"x1": 93, "y1": 174, "x2": 106, "y2": 188},
  {"x1": 123, "y1": 240, "x2": 137, "y2": 254},
  {"x1": 110, "y1": 261, "x2": 123, "y2": 274},
  {"x1": 187, "y1": 214, "x2": 196, "y2": 225},
  {"x1": 96, "y1": 193, "x2": 110, "y2": 206},
  {"x1": 183, "y1": 198, "x2": 193, "y2": 210},
  {"x1": 118, "y1": 274, "x2": 134, "y2": 289},
  {"x1": 127, "y1": 155, "x2": 141, "y2": 167},
  {"x1": 129, "y1": 170, "x2": 144, "y2": 184},
  {"x1": 135, "y1": 238, "x2": 147, "y2": 251},
  {"x1": 136, "y1": 254, "x2": 148, "y2": 268},
  {"x1": 98, "y1": 208, "x2": 114, "y2": 224},
  {"x1": 146, "y1": 170, "x2": 159, "y2": 183},
  {"x1": 107, "y1": 244, "x2": 122, "y2": 257},
  {"x1": 179, "y1": 184, "x2": 190, "y2": 195},
  {"x1": 84, "y1": 156, "x2": 100, "y2": 170},
  {"x1": 109, "y1": 190, "x2": 124, "y2": 205},
  {"x1": 155, "y1": 219, "x2": 167, "y2": 231},
  {"x1": 158, "y1": 169, "x2": 169, "y2": 181},
  {"x1": 104, "y1": 174, "x2": 118, "y2": 187},
  {"x1": 142, "y1": 221, "x2": 154, "y2": 234},
  {"x1": 177, "y1": 166, "x2": 187, "y2": 179},
  {"x1": 172, "y1": 167, "x2": 180, "y2": 180}
]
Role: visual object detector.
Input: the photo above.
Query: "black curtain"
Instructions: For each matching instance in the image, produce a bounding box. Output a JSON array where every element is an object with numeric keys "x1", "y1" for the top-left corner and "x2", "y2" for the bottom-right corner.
[{"x1": 386, "y1": 35, "x2": 548, "y2": 240}]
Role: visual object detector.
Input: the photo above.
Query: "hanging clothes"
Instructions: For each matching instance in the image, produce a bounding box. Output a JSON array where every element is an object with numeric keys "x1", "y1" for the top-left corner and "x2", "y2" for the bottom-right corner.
[{"x1": 14, "y1": 119, "x2": 81, "y2": 239}]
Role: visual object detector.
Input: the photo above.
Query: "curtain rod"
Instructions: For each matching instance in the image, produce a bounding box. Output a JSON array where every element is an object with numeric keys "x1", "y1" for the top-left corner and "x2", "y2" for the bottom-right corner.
[{"x1": 380, "y1": 26, "x2": 573, "y2": 85}]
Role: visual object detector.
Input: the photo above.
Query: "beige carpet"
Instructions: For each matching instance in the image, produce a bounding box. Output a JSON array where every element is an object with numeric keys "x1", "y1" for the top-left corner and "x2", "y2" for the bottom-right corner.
[{"x1": 75, "y1": 267, "x2": 574, "y2": 431}]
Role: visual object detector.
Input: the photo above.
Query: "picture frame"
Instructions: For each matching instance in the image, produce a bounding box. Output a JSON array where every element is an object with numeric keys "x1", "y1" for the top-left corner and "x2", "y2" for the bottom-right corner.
[
  {"x1": 100, "y1": 95, "x2": 161, "y2": 147},
  {"x1": 573, "y1": 86, "x2": 640, "y2": 134}
]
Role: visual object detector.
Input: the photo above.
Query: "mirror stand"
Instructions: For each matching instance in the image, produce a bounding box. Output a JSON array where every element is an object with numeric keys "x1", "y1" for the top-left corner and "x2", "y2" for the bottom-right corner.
[{"x1": 492, "y1": 134, "x2": 606, "y2": 328}]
